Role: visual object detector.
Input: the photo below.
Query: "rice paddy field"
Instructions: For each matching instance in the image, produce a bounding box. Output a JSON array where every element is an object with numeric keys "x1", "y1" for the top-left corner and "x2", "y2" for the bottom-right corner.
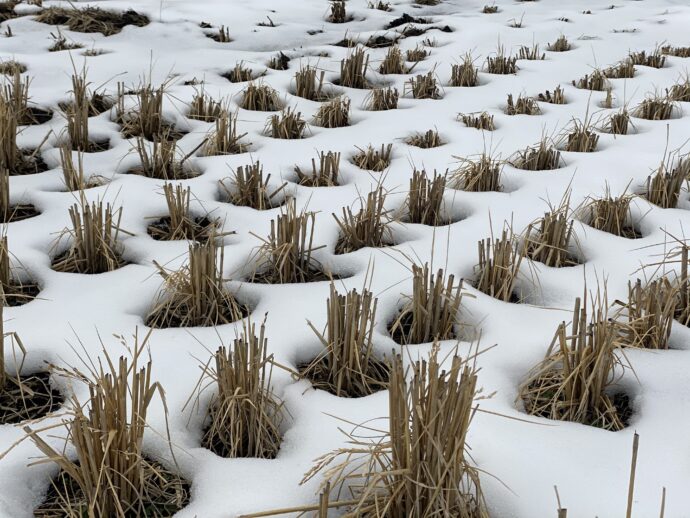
[{"x1": 1, "y1": 0, "x2": 690, "y2": 516}]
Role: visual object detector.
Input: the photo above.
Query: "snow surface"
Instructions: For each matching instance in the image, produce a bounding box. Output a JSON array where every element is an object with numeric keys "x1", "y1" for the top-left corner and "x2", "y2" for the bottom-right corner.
[{"x1": 2, "y1": 0, "x2": 690, "y2": 516}]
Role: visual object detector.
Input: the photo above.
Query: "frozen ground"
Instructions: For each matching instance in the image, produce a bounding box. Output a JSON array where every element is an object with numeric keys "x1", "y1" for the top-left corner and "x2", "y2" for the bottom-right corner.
[{"x1": 1, "y1": 0, "x2": 690, "y2": 516}]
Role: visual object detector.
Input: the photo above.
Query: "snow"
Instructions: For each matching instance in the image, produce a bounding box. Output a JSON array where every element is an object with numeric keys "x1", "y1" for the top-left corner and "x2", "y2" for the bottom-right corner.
[{"x1": 1, "y1": 0, "x2": 690, "y2": 516}]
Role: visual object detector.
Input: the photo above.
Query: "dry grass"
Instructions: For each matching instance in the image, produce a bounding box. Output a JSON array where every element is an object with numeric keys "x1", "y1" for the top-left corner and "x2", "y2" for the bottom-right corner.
[
  {"x1": 299, "y1": 347, "x2": 487, "y2": 517},
  {"x1": 452, "y1": 152, "x2": 503, "y2": 192},
  {"x1": 207, "y1": 25, "x2": 231, "y2": 43},
  {"x1": 668, "y1": 245, "x2": 690, "y2": 327},
  {"x1": 224, "y1": 62, "x2": 257, "y2": 83},
  {"x1": 64, "y1": 72, "x2": 97, "y2": 152},
  {"x1": 485, "y1": 47, "x2": 517, "y2": 74},
  {"x1": 34, "y1": 6, "x2": 149, "y2": 35},
  {"x1": 51, "y1": 202, "x2": 126, "y2": 274},
  {"x1": 367, "y1": 34, "x2": 397, "y2": 50},
  {"x1": 524, "y1": 198, "x2": 579, "y2": 268},
  {"x1": 379, "y1": 46, "x2": 407, "y2": 75},
  {"x1": 368, "y1": 0, "x2": 392, "y2": 10},
  {"x1": 406, "y1": 129, "x2": 442, "y2": 148},
  {"x1": 1, "y1": 235, "x2": 40, "y2": 307},
  {"x1": 406, "y1": 71, "x2": 441, "y2": 99},
  {"x1": 561, "y1": 116, "x2": 599, "y2": 152},
  {"x1": 313, "y1": 96, "x2": 350, "y2": 128},
  {"x1": 294, "y1": 65, "x2": 326, "y2": 101},
  {"x1": 119, "y1": 84, "x2": 172, "y2": 140},
  {"x1": 505, "y1": 93, "x2": 540, "y2": 115},
  {"x1": 0, "y1": 303, "x2": 61, "y2": 424},
  {"x1": 406, "y1": 45, "x2": 429, "y2": 62},
  {"x1": 667, "y1": 76, "x2": 690, "y2": 102},
  {"x1": 340, "y1": 47, "x2": 370, "y2": 88},
  {"x1": 301, "y1": 283, "x2": 389, "y2": 398},
  {"x1": 0, "y1": 99, "x2": 45, "y2": 175},
  {"x1": 628, "y1": 48, "x2": 666, "y2": 68},
  {"x1": 460, "y1": 111, "x2": 495, "y2": 131},
  {"x1": 188, "y1": 90, "x2": 225, "y2": 122},
  {"x1": 519, "y1": 293, "x2": 630, "y2": 431},
  {"x1": 511, "y1": 138, "x2": 563, "y2": 171},
  {"x1": 251, "y1": 201, "x2": 327, "y2": 284},
  {"x1": 389, "y1": 264, "x2": 465, "y2": 345},
  {"x1": 198, "y1": 319, "x2": 283, "y2": 458},
  {"x1": 632, "y1": 94, "x2": 675, "y2": 120},
  {"x1": 147, "y1": 239, "x2": 248, "y2": 328},
  {"x1": 475, "y1": 227, "x2": 524, "y2": 302},
  {"x1": 450, "y1": 53, "x2": 479, "y2": 87},
  {"x1": 130, "y1": 136, "x2": 194, "y2": 180},
  {"x1": 364, "y1": 87, "x2": 399, "y2": 111},
  {"x1": 661, "y1": 45, "x2": 690, "y2": 58},
  {"x1": 537, "y1": 86, "x2": 566, "y2": 104},
  {"x1": 644, "y1": 155, "x2": 688, "y2": 208},
  {"x1": 241, "y1": 82, "x2": 282, "y2": 111},
  {"x1": 582, "y1": 189, "x2": 639, "y2": 238},
  {"x1": 2, "y1": 71, "x2": 52, "y2": 125},
  {"x1": 0, "y1": 168, "x2": 39, "y2": 223},
  {"x1": 334, "y1": 186, "x2": 393, "y2": 254},
  {"x1": 572, "y1": 69, "x2": 609, "y2": 91},
  {"x1": 295, "y1": 151, "x2": 341, "y2": 187},
  {"x1": 328, "y1": 0, "x2": 349, "y2": 23},
  {"x1": 265, "y1": 107, "x2": 307, "y2": 139},
  {"x1": 604, "y1": 60, "x2": 635, "y2": 79},
  {"x1": 27, "y1": 336, "x2": 189, "y2": 517},
  {"x1": 406, "y1": 169, "x2": 448, "y2": 226},
  {"x1": 0, "y1": 60, "x2": 25, "y2": 75},
  {"x1": 268, "y1": 51, "x2": 291, "y2": 71},
  {"x1": 147, "y1": 183, "x2": 219, "y2": 242},
  {"x1": 59, "y1": 145, "x2": 103, "y2": 191},
  {"x1": 49, "y1": 28, "x2": 83, "y2": 52},
  {"x1": 613, "y1": 278, "x2": 674, "y2": 349},
  {"x1": 517, "y1": 44, "x2": 545, "y2": 60},
  {"x1": 0, "y1": 2, "x2": 17, "y2": 23},
  {"x1": 547, "y1": 35, "x2": 571, "y2": 52},
  {"x1": 202, "y1": 111, "x2": 250, "y2": 156},
  {"x1": 220, "y1": 161, "x2": 285, "y2": 210},
  {"x1": 604, "y1": 109, "x2": 631, "y2": 135},
  {"x1": 352, "y1": 143, "x2": 393, "y2": 171}
]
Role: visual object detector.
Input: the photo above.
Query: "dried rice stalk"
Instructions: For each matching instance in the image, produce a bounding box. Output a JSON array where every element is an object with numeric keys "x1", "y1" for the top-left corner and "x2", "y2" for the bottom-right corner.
[
  {"x1": 146, "y1": 239, "x2": 248, "y2": 328},
  {"x1": 300, "y1": 347, "x2": 488, "y2": 517},
  {"x1": 301, "y1": 284, "x2": 389, "y2": 397},
  {"x1": 475, "y1": 227, "x2": 524, "y2": 301},
  {"x1": 613, "y1": 278, "x2": 675, "y2": 349},
  {"x1": 334, "y1": 186, "x2": 392, "y2": 254},
  {"x1": 519, "y1": 293, "x2": 630, "y2": 431},
  {"x1": 199, "y1": 319, "x2": 283, "y2": 458},
  {"x1": 389, "y1": 264, "x2": 465, "y2": 345}
]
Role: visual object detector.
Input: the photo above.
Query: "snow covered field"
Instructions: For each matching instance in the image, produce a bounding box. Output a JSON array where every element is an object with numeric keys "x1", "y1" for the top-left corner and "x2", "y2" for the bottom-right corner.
[{"x1": 1, "y1": 0, "x2": 690, "y2": 516}]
